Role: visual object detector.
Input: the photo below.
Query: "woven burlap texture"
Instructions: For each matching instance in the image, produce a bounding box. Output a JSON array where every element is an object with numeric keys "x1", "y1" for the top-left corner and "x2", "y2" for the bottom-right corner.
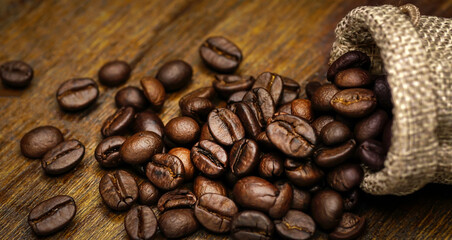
[{"x1": 330, "y1": 5, "x2": 452, "y2": 195}]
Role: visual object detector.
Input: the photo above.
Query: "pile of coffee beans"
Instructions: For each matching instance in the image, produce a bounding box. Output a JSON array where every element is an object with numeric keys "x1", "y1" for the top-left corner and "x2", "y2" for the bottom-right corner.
[{"x1": 18, "y1": 35, "x2": 394, "y2": 239}]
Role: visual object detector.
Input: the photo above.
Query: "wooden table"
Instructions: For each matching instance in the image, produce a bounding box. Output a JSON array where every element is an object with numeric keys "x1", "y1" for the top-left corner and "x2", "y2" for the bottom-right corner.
[{"x1": 0, "y1": 0, "x2": 451, "y2": 239}]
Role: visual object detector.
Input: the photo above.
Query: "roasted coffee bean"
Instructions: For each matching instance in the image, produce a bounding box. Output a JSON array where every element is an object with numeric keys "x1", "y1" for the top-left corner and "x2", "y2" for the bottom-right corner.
[
  {"x1": 132, "y1": 110, "x2": 164, "y2": 137},
  {"x1": 343, "y1": 189, "x2": 359, "y2": 211},
  {"x1": 274, "y1": 210, "x2": 316, "y2": 240},
  {"x1": 291, "y1": 187, "x2": 311, "y2": 211},
  {"x1": 199, "y1": 36, "x2": 242, "y2": 73},
  {"x1": 258, "y1": 153, "x2": 284, "y2": 179},
  {"x1": 208, "y1": 108, "x2": 245, "y2": 146},
  {"x1": 315, "y1": 139, "x2": 356, "y2": 167},
  {"x1": 328, "y1": 164, "x2": 363, "y2": 192},
  {"x1": 291, "y1": 99, "x2": 314, "y2": 122},
  {"x1": 156, "y1": 60, "x2": 192, "y2": 91},
  {"x1": 214, "y1": 74, "x2": 255, "y2": 98},
  {"x1": 327, "y1": 51, "x2": 370, "y2": 82},
  {"x1": 311, "y1": 115, "x2": 335, "y2": 136},
  {"x1": 99, "y1": 170, "x2": 138, "y2": 211},
  {"x1": 159, "y1": 209, "x2": 199, "y2": 238},
  {"x1": 139, "y1": 181, "x2": 159, "y2": 205},
  {"x1": 256, "y1": 131, "x2": 276, "y2": 149},
  {"x1": 269, "y1": 181, "x2": 293, "y2": 219},
  {"x1": 168, "y1": 147, "x2": 194, "y2": 181},
  {"x1": 158, "y1": 189, "x2": 197, "y2": 212},
  {"x1": 164, "y1": 116, "x2": 200, "y2": 146},
  {"x1": 101, "y1": 107, "x2": 135, "y2": 137},
  {"x1": 311, "y1": 84, "x2": 339, "y2": 112},
  {"x1": 41, "y1": 140, "x2": 84, "y2": 175},
  {"x1": 193, "y1": 175, "x2": 227, "y2": 198},
  {"x1": 357, "y1": 139, "x2": 386, "y2": 171},
  {"x1": 334, "y1": 68, "x2": 372, "y2": 88},
  {"x1": 200, "y1": 123, "x2": 215, "y2": 141},
  {"x1": 115, "y1": 86, "x2": 148, "y2": 111},
  {"x1": 280, "y1": 77, "x2": 301, "y2": 105},
  {"x1": 233, "y1": 176, "x2": 278, "y2": 213},
  {"x1": 305, "y1": 81, "x2": 322, "y2": 99},
  {"x1": 124, "y1": 205, "x2": 157, "y2": 240},
  {"x1": 331, "y1": 88, "x2": 377, "y2": 118},
  {"x1": 140, "y1": 77, "x2": 166, "y2": 111},
  {"x1": 354, "y1": 109, "x2": 388, "y2": 142},
  {"x1": 277, "y1": 102, "x2": 292, "y2": 114},
  {"x1": 311, "y1": 189, "x2": 344, "y2": 230},
  {"x1": 95, "y1": 136, "x2": 126, "y2": 168},
  {"x1": 195, "y1": 193, "x2": 238, "y2": 233},
  {"x1": 285, "y1": 159, "x2": 324, "y2": 187},
  {"x1": 227, "y1": 90, "x2": 247, "y2": 104},
  {"x1": 266, "y1": 114, "x2": 317, "y2": 158},
  {"x1": 253, "y1": 72, "x2": 284, "y2": 104},
  {"x1": 308, "y1": 181, "x2": 326, "y2": 194},
  {"x1": 229, "y1": 139, "x2": 260, "y2": 177},
  {"x1": 191, "y1": 140, "x2": 228, "y2": 178},
  {"x1": 373, "y1": 75, "x2": 393, "y2": 111},
  {"x1": 329, "y1": 213, "x2": 365, "y2": 240},
  {"x1": 56, "y1": 78, "x2": 99, "y2": 111},
  {"x1": 120, "y1": 131, "x2": 163, "y2": 165},
  {"x1": 180, "y1": 97, "x2": 214, "y2": 123},
  {"x1": 320, "y1": 121, "x2": 352, "y2": 146},
  {"x1": 0, "y1": 60, "x2": 33, "y2": 88},
  {"x1": 20, "y1": 126, "x2": 64, "y2": 159},
  {"x1": 28, "y1": 195, "x2": 76, "y2": 236},
  {"x1": 243, "y1": 88, "x2": 275, "y2": 128},
  {"x1": 382, "y1": 119, "x2": 392, "y2": 152},
  {"x1": 98, "y1": 60, "x2": 131, "y2": 87},
  {"x1": 146, "y1": 154, "x2": 185, "y2": 190},
  {"x1": 230, "y1": 210, "x2": 274, "y2": 240},
  {"x1": 179, "y1": 87, "x2": 216, "y2": 106},
  {"x1": 233, "y1": 102, "x2": 262, "y2": 139}
]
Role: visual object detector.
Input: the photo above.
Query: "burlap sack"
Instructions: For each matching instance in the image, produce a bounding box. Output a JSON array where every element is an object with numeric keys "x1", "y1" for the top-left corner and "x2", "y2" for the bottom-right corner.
[{"x1": 329, "y1": 4, "x2": 452, "y2": 195}]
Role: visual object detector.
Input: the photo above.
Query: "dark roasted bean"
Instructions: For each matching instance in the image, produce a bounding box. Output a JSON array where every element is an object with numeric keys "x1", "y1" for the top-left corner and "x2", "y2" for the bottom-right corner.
[
  {"x1": 343, "y1": 189, "x2": 360, "y2": 211},
  {"x1": 334, "y1": 68, "x2": 372, "y2": 88},
  {"x1": 156, "y1": 60, "x2": 192, "y2": 91},
  {"x1": 357, "y1": 139, "x2": 386, "y2": 171},
  {"x1": 193, "y1": 175, "x2": 227, "y2": 198},
  {"x1": 253, "y1": 72, "x2": 284, "y2": 104},
  {"x1": 200, "y1": 122, "x2": 215, "y2": 141},
  {"x1": 373, "y1": 75, "x2": 393, "y2": 112},
  {"x1": 159, "y1": 209, "x2": 199, "y2": 238},
  {"x1": 0, "y1": 60, "x2": 33, "y2": 88},
  {"x1": 101, "y1": 107, "x2": 135, "y2": 137},
  {"x1": 327, "y1": 51, "x2": 370, "y2": 82},
  {"x1": 311, "y1": 115, "x2": 335, "y2": 136},
  {"x1": 41, "y1": 140, "x2": 84, "y2": 175},
  {"x1": 20, "y1": 126, "x2": 64, "y2": 159},
  {"x1": 164, "y1": 116, "x2": 200, "y2": 146},
  {"x1": 311, "y1": 84, "x2": 339, "y2": 112},
  {"x1": 179, "y1": 87, "x2": 216, "y2": 107},
  {"x1": 99, "y1": 170, "x2": 138, "y2": 211},
  {"x1": 56, "y1": 78, "x2": 99, "y2": 111},
  {"x1": 274, "y1": 210, "x2": 316, "y2": 240},
  {"x1": 320, "y1": 121, "x2": 352, "y2": 146},
  {"x1": 269, "y1": 181, "x2": 293, "y2": 219},
  {"x1": 124, "y1": 205, "x2": 157, "y2": 240},
  {"x1": 180, "y1": 97, "x2": 214, "y2": 123},
  {"x1": 315, "y1": 139, "x2": 356, "y2": 167},
  {"x1": 291, "y1": 99, "x2": 314, "y2": 122},
  {"x1": 208, "y1": 108, "x2": 245, "y2": 146},
  {"x1": 280, "y1": 77, "x2": 301, "y2": 105},
  {"x1": 232, "y1": 102, "x2": 262, "y2": 139},
  {"x1": 95, "y1": 136, "x2": 126, "y2": 168},
  {"x1": 329, "y1": 213, "x2": 365, "y2": 240},
  {"x1": 168, "y1": 147, "x2": 194, "y2": 181},
  {"x1": 354, "y1": 109, "x2": 388, "y2": 142},
  {"x1": 229, "y1": 139, "x2": 260, "y2": 177},
  {"x1": 140, "y1": 77, "x2": 166, "y2": 111},
  {"x1": 191, "y1": 140, "x2": 228, "y2": 178},
  {"x1": 230, "y1": 210, "x2": 274, "y2": 240},
  {"x1": 115, "y1": 86, "x2": 148, "y2": 111},
  {"x1": 243, "y1": 87, "x2": 275, "y2": 128},
  {"x1": 291, "y1": 187, "x2": 311, "y2": 211},
  {"x1": 285, "y1": 159, "x2": 324, "y2": 188},
  {"x1": 214, "y1": 74, "x2": 255, "y2": 98},
  {"x1": 233, "y1": 176, "x2": 278, "y2": 213},
  {"x1": 277, "y1": 102, "x2": 292, "y2": 114},
  {"x1": 199, "y1": 36, "x2": 242, "y2": 73},
  {"x1": 132, "y1": 110, "x2": 164, "y2": 137},
  {"x1": 120, "y1": 131, "x2": 163, "y2": 165},
  {"x1": 305, "y1": 81, "x2": 321, "y2": 99},
  {"x1": 227, "y1": 90, "x2": 247, "y2": 104},
  {"x1": 98, "y1": 60, "x2": 131, "y2": 87},
  {"x1": 194, "y1": 193, "x2": 238, "y2": 233},
  {"x1": 139, "y1": 181, "x2": 159, "y2": 205},
  {"x1": 258, "y1": 153, "x2": 284, "y2": 179},
  {"x1": 311, "y1": 189, "x2": 344, "y2": 230},
  {"x1": 331, "y1": 88, "x2": 377, "y2": 118},
  {"x1": 256, "y1": 131, "x2": 276, "y2": 150},
  {"x1": 327, "y1": 164, "x2": 364, "y2": 192},
  {"x1": 158, "y1": 189, "x2": 197, "y2": 212},
  {"x1": 146, "y1": 154, "x2": 185, "y2": 190}
]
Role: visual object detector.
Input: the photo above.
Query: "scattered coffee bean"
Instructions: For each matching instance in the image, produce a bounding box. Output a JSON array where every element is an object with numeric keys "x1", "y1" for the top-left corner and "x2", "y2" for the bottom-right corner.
[
  {"x1": 291, "y1": 99, "x2": 314, "y2": 122},
  {"x1": 180, "y1": 97, "x2": 214, "y2": 123},
  {"x1": 329, "y1": 212, "x2": 365, "y2": 240},
  {"x1": 305, "y1": 81, "x2": 321, "y2": 99},
  {"x1": 285, "y1": 159, "x2": 324, "y2": 187},
  {"x1": 101, "y1": 107, "x2": 135, "y2": 137},
  {"x1": 158, "y1": 188, "x2": 197, "y2": 212},
  {"x1": 311, "y1": 189, "x2": 344, "y2": 230},
  {"x1": 373, "y1": 75, "x2": 393, "y2": 111},
  {"x1": 168, "y1": 147, "x2": 194, "y2": 181},
  {"x1": 98, "y1": 60, "x2": 131, "y2": 87},
  {"x1": 208, "y1": 108, "x2": 245, "y2": 146},
  {"x1": 330, "y1": 88, "x2": 377, "y2": 118},
  {"x1": 311, "y1": 84, "x2": 339, "y2": 112},
  {"x1": 179, "y1": 87, "x2": 216, "y2": 106},
  {"x1": 280, "y1": 77, "x2": 301, "y2": 105},
  {"x1": 320, "y1": 121, "x2": 352, "y2": 146},
  {"x1": 274, "y1": 210, "x2": 316, "y2": 240},
  {"x1": 56, "y1": 78, "x2": 99, "y2": 111},
  {"x1": 258, "y1": 153, "x2": 284, "y2": 179},
  {"x1": 139, "y1": 181, "x2": 159, "y2": 205},
  {"x1": 253, "y1": 72, "x2": 284, "y2": 104},
  {"x1": 243, "y1": 87, "x2": 276, "y2": 128},
  {"x1": 357, "y1": 139, "x2": 386, "y2": 171},
  {"x1": 229, "y1": 139, "x2": 260, "y2": 177},
  {"x1": 327, "y1": 50, "x2": 370, "y2": 82},
  {"x1": 120, "y1": 131, "x2": 163, "y2": 165},
  {"x1": 233, "y1": 176, "x2": 278, "y2": 213},
  {"x1": 140, "y1": 77, "x2": 166, "y2": 111},
  {"x1": 95, "y1": 136, "x2": 126, "y2": 168},
  {"x1": 146, "y1": 153, "x2": 185, "y2": 190},
  {"x1": 0, "y1": 60, "x2": 33, "y2": 88},
  {"x1": 99, "y1": 170, "x2": 138, "y2": 211},
  {"x1": 214, "y1": 74, "x2": 255, "y2": 98},
  {"x1": 315, "y1": 139, "x2": 356, "y2": 168},
  {"x1": 354, "y1": 109, "x2": 388, "y2": 142},
  {"x1": 156, "y1": 60, "x2": 192, "y2": 91},
  {"x1": 199, "y1": 36, "x2": 242, "y2": 73},
  {"x1": 334, "y1": 68, "x2": 371, "y2": 88},
  {"x1": 159, "y1": 209, "x2": 199, "y2": 239},
  {"x1": 20, "y1": 126, "x2": 64, "y2": 159},
  {"x1": 191, "y1": 140, "x2": 228, "y2": 178},
  {"x1": 132, "y1": 110, "x2": 164, "y2": 137},
  {"x1": 115, "y1": 86, "x2": 148, "y2": 111},
  {"x1": 194, "y1": 193, "x2": 238, "y2": 233},
  {"x1": 291, "y1": 187, "x2": 311, "y2": 211},
  {"x1": 165, "y1": 116, "x2": 200, "y2": 146},
  {"x1": 124, "y1": 205, "x2": 157, "y2": 240},
  {"x1": 327, "y1": 164, "x2": 363, "y2": 192},
  {"x1": 230, "y1": 210, "x2": 274, "y2": 240},
  {"x1": 193, "y1": 175, "x2": 227, "y2": 198},
  {"x1": 41, "y1": 139, "x2": 84, "y2": 175}
]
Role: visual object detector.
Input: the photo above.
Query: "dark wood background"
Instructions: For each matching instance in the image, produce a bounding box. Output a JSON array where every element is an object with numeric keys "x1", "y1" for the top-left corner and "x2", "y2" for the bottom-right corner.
[{"x1": 0, "y1": 0, "x2": 451, "y2": 239}]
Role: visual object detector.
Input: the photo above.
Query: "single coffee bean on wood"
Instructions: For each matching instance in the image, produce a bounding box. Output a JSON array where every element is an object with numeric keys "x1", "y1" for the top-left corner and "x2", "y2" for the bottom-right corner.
[
  {"x1": 330, "y1": 88, "x2": 377, "y2": 118},
  {"x1": 56, "y1": 78, "x2": 99, "y2": 111},
  {"x1": 315, "y1": 139, "x2": 356, "y2": 168},
  {"x1": 158, "y1": 209, "x2": 199, "y2": 239},
  {"x1": 213, "y1": 74, "x2": 255, "y2": 98},
  {"x1": 140, "y1": 77, "x2": 166, "y2": 111},
  {"x1": 329, "y1": 212, "x2": 365, "y2": 240},
  {"x1": 191, "y1": 140, "x2": 228, "y2": 178},
  {"x1": 158, "y1": 189, "x2": 197, "y2": 212},
  {"x1": 311, "y1": 84, "x2": 339, "y2": 112},
  {"x1": 99, "y1": 170, "x2": 138, "y2": 211},
  {"x1": 320, "y1": 121, "x2": 352, "y2": 146},
  {"x1": 243, "y1": 87, "x2": 276, "y2": 128},
  {"x1": 291, "y1": 99, "x2": 314, "y2": 122},
  {"x1": 311, "y1": 189, "x2": 344, "y2": 230},
  {"x1": 124, "y1": 205, "x2": 157, "y2": 240},
  {"x1": 305, "y1": 81, "x2": 321, "y2": 99},
  {"x1": 334, "y1": 68, "x2": 372, "y2": 88},
  {"x1": 253, "y1": 72, "x2": 284, "y2": 104},
  {"x1": 258, "y1": 153, "x2": 284, "y2": 179},
  {"x1": 120, "y1": 131, "x2": 163, "y2": 165},
  {"x1": 194, "y1": 193, "x2": 238, "y2": 233},
  {"x1": 327, "y1": 164, "x2": 364, "y2": 192},
  {"x1": 199, "y1": 36, "x2": 242, "y2": 73},
  {"x1": 230, "y1": 210, "x2": 274, "y2": 240},
  {"x1": 291, "y1": 187, "x2": 311, "y2": 211},
  {"x1": 28, "y1": 195, "x2": 76, "y2": 236},
  {"x1": 156, "y1": 60, "x2": 192, "y2": 91},
  {"x1": 0, "y1": 60, "x2": 33, "y2": 88},
  {"x1": 285, "y1": 159, "x2": 324, "y2": 188},
  {"x1": 20, "y1": 126, "x2": 64, "y2": 159},
  {"x1": 274, "y1": 210, "x2": 316, "y2": 240},
  {"x1": 139, "y1": 181, "x2": 159, "y2": 205},
  {"x1": 354, "y1": 109, "x2": 388, "y2": 143},
  {"x1": 168, "y1": 147, "x2": 195, "y2": 181},
  {"x1": 357, "y1": 139, "x2": 386, "y2": 171},
  {"x1": 98, "y1": 60, "x2": 131, "y2": 87},
  {"x1": 327, "y1": 51, "x2": 370, "y2": 82},
  {"x1": 115, "y1": 86, "x2": 148, "y2": 111},
  {"x1": 280, "y1": 77, "x2": 301, "y2": 105},
  {"x1": 229, "y1": 139, "x2": 260, "y2": 177},
  {"x1": 146, "y1": 153, "x2": 185, "y2": 190},
  {"x1": 165, "y1": 116, "x2": 200, "y2": 146},
  {"x1": 193, "y1": 175, "x2": 227, "y2": 198},
  {"x1": 95, "y1": 136, "x2": 126, "y2": 168},
  {"x1": 101, "y1": 107, "x2": 135, "y2": 137},
  {"x1": 41, "y1": 139, "x2": 84, "y2": 175},
  {"x1": 132, "y1": 110, "x2": 164, "y2": 137},
  {"x1": 208, "y1": 108, "x2": 245, "y2": 146}
]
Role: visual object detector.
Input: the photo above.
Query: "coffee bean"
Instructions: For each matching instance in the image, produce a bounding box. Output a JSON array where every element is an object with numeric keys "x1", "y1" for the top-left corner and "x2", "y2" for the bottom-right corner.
[
  {"x1": 334, "y1": 68, "x2": 372, "y2": 88},
  {"x1": 140, "y1": 77, "x2": 166, "y2": 111},
  {"x1": 41, "y1": 139, "x2": 84, "y2": 175},
  {"x1": 230, "y1": 210, "x2": 274, "y2": 240},
  {"x1": 180, "y1": 97, "x2": 214, "y2": 123},
  {"x1": 256, "y1": 131, "x2": 276, "y2": 150},
  {"x1": 99, "y1": 170, "x2": 138, "y2": 211},
  {"x1": 120, "y1": 131, "x2": 163, "y2": 165},
  {"x1": 124, "y1": 205, "x2": 157, "y2": 240},
  {"x1": 327, "y1": 51, "x2": 370, "y2": 82},
  {"x1": 315, "y1": 139, "x2": 356, "y2": 167},
  {"x1": 168, "y1": 147, "x2": 194, "y2": 181},
  {"x1": 258, "y1": 153, "x2": 284, "y2": 179},
  {"x1": 373, "y1": 75, "x2": 393, "y2": 111},
  {"x1": 269, "y1": 181, "x2": 293, "y2": 219},
  {"x1": 311, "y1": 84, "x2": 339, "y2": 112},
  {"x1": 139, "y1": 181, "x2": 159, "y2": 205},
  {"x1": 243, "y1": 88, "x2": 275, "y2": 128},
  {"x1": 159, "y1": 209, "x2": 199, "y2": 238},
  {"x1": 28, "y1": 195, "x2": 76, "y2": 236},
  {"x1": 266, "y1": 114, "x2": 317, "y2": 158},
  {"x1": 343, "y1": 189, "x2": 359, "y2": 211},
  {"x1": 165, "y1": 116, "x2": 200, "y2": 146},
  {"x1": 291, "y1": 187, "x2": 311, "y2": 211},
  {"x1": 158, "y1": 189, "x2": 197, "y2": 212},
  {"x1": 95, "y1": 136, "x2": 126, "y2": 168},
  {"x1": 229, "y1": 139, "x2": 260, "y2": 177},
  {"x1": 291, "y1": 99, "x2": 314, "y2": 122},
  {"x1": 357, "y1": 139, "x2": 386, "y2": 171},
  {"x1": 191, "y1": 140, "x2": 228, "y2": 178},
  {"x1": 56, "y1": 78, "x2": 99, "y2": 111},
  {"x1": 277, "y1": 102, "x2": 292, "y2": 114},
  {"x1": 274, "y1": 210, "x2": 316, "y2": 240},
  {"x1": 101, "y1": 107, "x2": 135, "y2": 137},
  {"x1": 233, "y1": 176, "x2": 278, "y2": 213},
  {"x1": 156, "y1": 60, "x2": 192, "y2": 91},
  {"x1": 311, "y1": 189, "x2": 344, "y2": 230},
  {"x1": 179, "y1": 87, "x2": 216, "y2": 106},
  {"x1": 253, "y1": 72, "x2": 284, "y2": 104},
  {"x1": 20, "y1": 126, "x2": 64, "y2": 159},
  {"x1": 354, "y1": 109, "x2": 388, "y2": 142},
  {"x1": 285, "y1": 159, "x2": 324, "y2": 187},
  {"x1": 193, "y1": 175, "x2": 227, "y2": 198},
  {"x1": 146, "y1": 154, "x2": 185, "y2": 190},
  {"x1": 227, "y1": 90, "x2": 247, "y2": 104},
  {"x1": 98, "y1": 60, "x2": 131, "y2": 87},
  {"x1": 305, "y1": 81, "x2": 321, "y2": 99},
  {"x1": 231, "y1": 102, "x2": 262, "y2": 139},
  {"x1": 328, "y1": 164, "x2": 363, "y2": 192},
  {"x1": 329, "y1": 213, "x2": 365, "y2": 240},
  {"x1": 132, "y1": 110, "x2": 164, "y2": 137},
  {"x1": 320, "y1": 121, "x2": 352, "y2": 146},
  {"x1": 0, "y1": 60, "x2": 33, "y2": 88},
  {"x1": 200, "y1": 123, "x2": 215, "y2": 141},
  {"x1": 199, "y1": 36, "x2": 242, "y2": 73},
  {"x1": 115, "y1": 86, "x2": 148, "y2": 111},
  {"x1": 214, "y1": 74, "x2": 255, "y2": 98},
  {"x1": 208, "y1": 108, "x2": 245, "y2": 146},
  {"x1": 280, "y1": 77, "x2": 300, "y2": 105},
  {"x1": 331, "y1": 88, "x2": 377, "y2": 118},
  {"x1": 311, "y1": 115, "x2": 335, "y2": 136},
  {"x1": 195, "y1": 193, "x2": 238, "y2": 233}
]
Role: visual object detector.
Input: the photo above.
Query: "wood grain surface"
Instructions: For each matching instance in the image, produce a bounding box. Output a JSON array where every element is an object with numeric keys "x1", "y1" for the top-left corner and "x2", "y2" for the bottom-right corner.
[{"x1": 0, "y1": 0, "x2": 451, "y2": 239}]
